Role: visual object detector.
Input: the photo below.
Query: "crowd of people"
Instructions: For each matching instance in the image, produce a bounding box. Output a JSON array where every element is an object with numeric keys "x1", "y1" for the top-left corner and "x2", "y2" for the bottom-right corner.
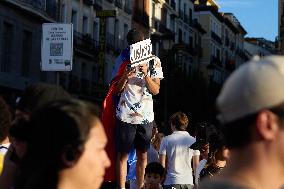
[{"x1": 0, "y1": 28, "x2": 284, "y2": 189}]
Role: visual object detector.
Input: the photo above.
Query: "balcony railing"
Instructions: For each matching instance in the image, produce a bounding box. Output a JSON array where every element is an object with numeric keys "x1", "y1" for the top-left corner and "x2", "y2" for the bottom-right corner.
[
  {"x1": 133, "y1": 8, "x2": 149, "y2": 28},
  {"x1": 225, "y1": 59, "x2": 236, "y2": 72},
  {"x1": 211, "y1": 55, "x2": 222, "y2": 67},
  {"x1": 211, "y1": 31, "x2": 222, "y2": 45},
  {"x1": 236, "y1": 48, "x2": 248, "y2": 60},
  {"x1": 152, "y1": 18, "x2": 168, "y2": 33},
  {"x1": 170, "y1": 0, "x2": 176, "y2": 10},
  {"x1": 83, "y1": 0, "x2": 94, "y2": 6},
  {"x1": 124, "y1": 5, "x2": 132, "y2": 14},
  {"x1": 106, "y1": 32, "x2": 127, "y2": 53},
  {"x1": 73, "y1": 31, "x2": 99, "y2": 56},
  {"x1": 225, "y1": 38, "x2": 229, "y2": 47},
  {"x1": 230, "y1": 43, "x2": 235, "y2": 51},
  {"x1": 179, "y1": 9, "x2": 184, "y2": 20},
  {"x1": 93, "y1": 0, "x2": 102, "y2": 10},
  {"x1": 115, "y1": 0, "x2": 123, "y2": 9},
  {"x1": 18, "y1": 0, "x2": 46, "y2": 11},
  {"x1": 81, "y1": 79, "x2": 91, "y2": 95}
]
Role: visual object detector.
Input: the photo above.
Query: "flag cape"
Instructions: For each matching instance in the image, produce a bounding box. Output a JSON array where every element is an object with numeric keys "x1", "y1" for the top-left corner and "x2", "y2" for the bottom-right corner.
[{"x1": 102, "y1": 48, "x2": 130, "y2": 182}]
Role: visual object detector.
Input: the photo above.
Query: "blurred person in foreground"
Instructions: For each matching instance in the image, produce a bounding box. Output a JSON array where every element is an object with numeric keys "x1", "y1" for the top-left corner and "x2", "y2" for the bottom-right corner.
[
  {"x1": 0, "y1": 83, "x2": 71, "y2": 189},
  {"x1": 0, "y1": 97, "x2": 12, "y2": 174},
  {"x1": 198, "y1": 56, "x2": 284, "y2": 189},
  {"x1": 13, "y1": 99, "x2": 110, "y2": 189}
]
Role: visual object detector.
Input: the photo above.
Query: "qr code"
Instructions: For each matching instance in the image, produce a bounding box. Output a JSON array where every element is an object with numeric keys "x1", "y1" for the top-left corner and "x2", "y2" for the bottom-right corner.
[{"x1": 50, "y1": 43, "x2": 63, "y2": 56}]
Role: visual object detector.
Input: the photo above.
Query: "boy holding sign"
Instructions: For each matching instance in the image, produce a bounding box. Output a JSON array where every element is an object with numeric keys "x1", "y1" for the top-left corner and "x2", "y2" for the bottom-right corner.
[{"x1": 115, "y1": 29, "x2": 163, "y2": 189}]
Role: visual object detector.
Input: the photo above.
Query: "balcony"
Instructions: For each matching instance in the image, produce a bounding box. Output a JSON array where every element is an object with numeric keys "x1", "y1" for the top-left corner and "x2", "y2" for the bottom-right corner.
[
  {"x1": 179, "y1": 9, "x2": 184, "y2": 20},
  {"x1": 115, "y1": 0, "x2": 123, "y2": 9},
  {"x1": 68, "y1": 75, "x2": 80, "y2": 93},
  {"x1": 73, "y1": 31, "x2": 99, "y2": 56},
  {"x1": 93, "y1": 0, "x2": 102, "y2": 10},
  {"x1": 18, "y1": 0, "x2": 46, "y2": 11},
  {"x1": 81, "y1": 79, "x2": 91, "y2": 95},
  {"x1": 83, "y1": 0, "x2": 94, "y2": 6},
  {"x1": 225, "y1": 37, "x2": 229, "y2": 47},
  {"x1": 172, "y1": 43, "x2": 202, "y2": 57},
  {"x1": 225, "y1": 59, "x2": 236, "y2": 72},
  {"x1": 155, "y1": 20, "x2": 174, "y2": 36},
  {"x1": 230, "y1": 43, "x2": 235, "y2": 51},
  {"x1": 211, "y1": 55, "x2": 222, "y2": 67},
  {"x1": 170, "y1": 0, "x2": 176, "y2": 10},
  {"x1": 124, "y1": 5, "x2": 132, "y2": 14},
  {"x1": 236, "y1": 48, "x2": 248, "y2": 60},
  {"x1": 211, "y1": 31, "x2": 222, "y2": 45},
  {"x1": 106, "y1": 32, "x2": 127, "y2": 53},
  {"x1": 133, "y1": 8, "x2": 149, "y2": 28}
]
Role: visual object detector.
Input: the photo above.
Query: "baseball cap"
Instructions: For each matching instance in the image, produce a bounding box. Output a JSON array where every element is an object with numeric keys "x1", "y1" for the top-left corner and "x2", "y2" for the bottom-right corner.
[{"x1": 217, "y1": 56, "x2": 284, "y2": 124}]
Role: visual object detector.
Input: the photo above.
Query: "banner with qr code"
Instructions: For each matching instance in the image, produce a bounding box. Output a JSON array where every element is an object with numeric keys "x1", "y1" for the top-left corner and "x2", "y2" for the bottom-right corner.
[{"x1": 41, "y1": 23, "x2": 73, "y2": 71}]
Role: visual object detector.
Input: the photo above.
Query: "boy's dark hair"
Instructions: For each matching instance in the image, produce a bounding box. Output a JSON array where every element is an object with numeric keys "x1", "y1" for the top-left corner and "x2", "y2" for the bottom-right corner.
[
  {"x1": 0, "y1": 97, "x2": 11, "y2": 143},
  {"x1": 145, "y1": 162, "x2": 165, "y2": 177},
  {"x1": 169, "y1": 111, "x2": 189, "y2": 131},
  {"x1": 127, "y1": 28, "x2": 144, "y2": 45}
]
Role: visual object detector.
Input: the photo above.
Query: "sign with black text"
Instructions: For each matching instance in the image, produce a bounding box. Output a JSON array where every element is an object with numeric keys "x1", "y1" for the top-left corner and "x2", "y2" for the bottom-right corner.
[
  {"x1": 41, "y1": 23, "x2": 73, "y2": 71},
  {"x1": 130, "y1": 39, "x2": 155, "y2": 67}
]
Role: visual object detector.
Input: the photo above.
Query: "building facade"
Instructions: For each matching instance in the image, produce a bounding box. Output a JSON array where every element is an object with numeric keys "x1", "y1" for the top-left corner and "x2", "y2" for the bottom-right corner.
[
  {"x1": 244, "y1": 38, "x2": 276, "y2": 58},
  {"x1": 195, "y1": 0, "x2": 247, "y2": 84},
  {"x1": 0, "y1": 0, "x2": 57, "y2": 103}
]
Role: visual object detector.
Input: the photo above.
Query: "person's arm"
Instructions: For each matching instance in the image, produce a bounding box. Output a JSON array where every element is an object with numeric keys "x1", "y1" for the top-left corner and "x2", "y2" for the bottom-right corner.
[
  {"x1": 115, "y1": 68, "x2": 135, "y2": 93},
  {"x1": 192, "y1": 155, "x2": 200, "y2": 174},
  {"x1": 139, "y1": 64, "x2": 160, "y2": 95},
  {"x1": 159, "y1": 154, "x2": 166, "y2": 168}
]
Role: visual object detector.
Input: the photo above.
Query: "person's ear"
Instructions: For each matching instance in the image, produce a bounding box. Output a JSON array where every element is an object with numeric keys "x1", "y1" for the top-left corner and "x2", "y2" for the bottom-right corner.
[
  {"x1": 61, "y1": 146, "x2": 82, "y2": 167},
  {"x1": 256, "y1": 110, "x2": 280, "y2": 141}
]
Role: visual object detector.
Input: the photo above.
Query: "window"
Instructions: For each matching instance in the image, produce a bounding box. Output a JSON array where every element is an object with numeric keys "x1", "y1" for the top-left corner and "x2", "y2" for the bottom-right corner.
[
  {"x1": 189, "y1": 8, "x2": 192, "y2": 23},
  {"x1": 114, "y1": 19, "x2": 119, "y2": 48},
  {"x1": 1, "y1": 22, "x2": 13, "y2": 73},
  {"x1": 83, "y1": 16, "x2": 88, "y2": 34},
  {"x1": 123, "y1": 24, "x2": 128, "y2": 47},
  {"x1": 178, "y1": 29, "x2": 182, "y2": 43},
  {"x1": 22, "y1": 30, "x2": 32, "y2": 77},
  {"x1": 61, "y1": 4, "x2": 66, "y2": 22},
  {"x1": 71, "y1": 10, "x2": 78, "y2": 31},
  {"x1": 93, "y1": 21, "x2": 99, "y2": 41}
]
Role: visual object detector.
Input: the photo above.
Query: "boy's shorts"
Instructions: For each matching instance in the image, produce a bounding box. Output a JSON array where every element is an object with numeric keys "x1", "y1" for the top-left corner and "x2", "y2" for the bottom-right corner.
[{"x1": 116, "y1": 119, "x2": 153, "y2": 153}]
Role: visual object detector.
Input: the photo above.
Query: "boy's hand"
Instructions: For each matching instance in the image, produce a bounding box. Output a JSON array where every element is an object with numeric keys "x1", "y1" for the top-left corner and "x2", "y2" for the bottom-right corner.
[{"x1": 139, "y1": 63, "x2": 149, "y2": 76}]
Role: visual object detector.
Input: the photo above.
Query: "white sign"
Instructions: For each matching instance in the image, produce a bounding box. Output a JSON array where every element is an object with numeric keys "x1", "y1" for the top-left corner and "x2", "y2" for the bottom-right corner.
[
  {"x1": 130, "y1": 38, "x2": 155, "y2": 67},
  {"x1": 41, "y1": 23, "x2": 73, "y2": 71}
]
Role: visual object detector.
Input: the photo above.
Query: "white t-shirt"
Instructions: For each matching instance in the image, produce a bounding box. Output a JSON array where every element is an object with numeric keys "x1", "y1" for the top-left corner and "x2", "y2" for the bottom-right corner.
[
  {"x1": 159, "y1": 131, "x2": 200, "y2": 185},
  {"x1": 195, "y1": 159, "x2": 207, "y2": 185},
  {"x1": 116, "y1": 57, "x2": 163, "y2": 124}
]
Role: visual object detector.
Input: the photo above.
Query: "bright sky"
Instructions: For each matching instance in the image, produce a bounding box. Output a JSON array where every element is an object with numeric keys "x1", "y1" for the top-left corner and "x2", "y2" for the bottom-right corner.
[{"x1": 216, "y1": 0, "x2": 278, "y2": 41}]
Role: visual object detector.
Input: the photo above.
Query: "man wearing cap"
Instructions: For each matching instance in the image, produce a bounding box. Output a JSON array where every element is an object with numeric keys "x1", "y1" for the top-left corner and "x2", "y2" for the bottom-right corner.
[{"x1": 198, "y1": 56, "x2": 284, "y2": 189}]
